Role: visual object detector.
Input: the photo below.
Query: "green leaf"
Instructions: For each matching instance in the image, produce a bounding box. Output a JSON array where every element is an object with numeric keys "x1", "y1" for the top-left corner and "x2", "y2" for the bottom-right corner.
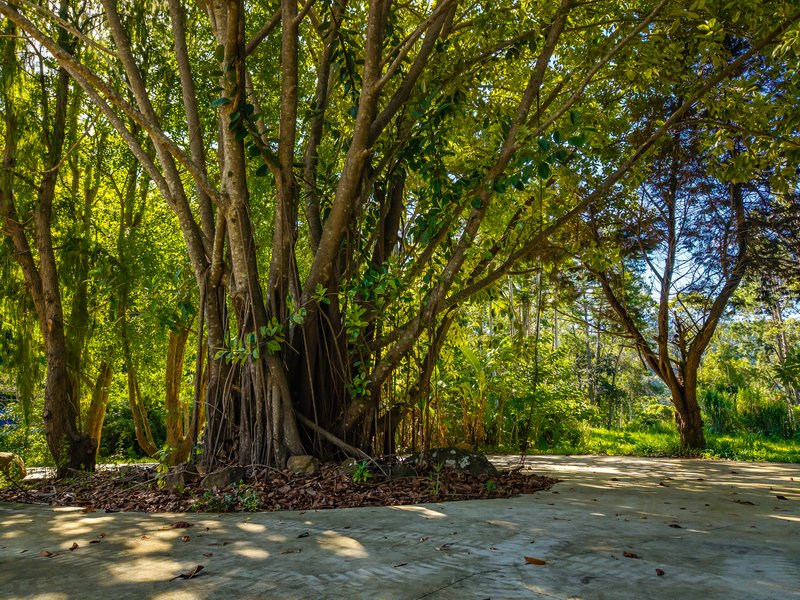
[
  {"x1": 568, "y1": 134, "x2": 586, "y2": 148},
  {"x1": 256, "y1": 163, "x2": 270, "y2": 177},
  {"x1": 214, "y1": 44, "x2": 225, "y2": 63},
  {"x1": 569, "y1": 110, "x2": 581, "y2": 126},
  {"x1": 471, "y1": 197, "x2": 482, "y2": 209},
  {"x1": 537, "y1": 162, "x2": 550, "y2": 179},
  {"x1": 537, "y1": 138, "x2": 550, "y2": 151},
  {"x1": 210, "y1": 97, "x2": 231, "y2": 108}
]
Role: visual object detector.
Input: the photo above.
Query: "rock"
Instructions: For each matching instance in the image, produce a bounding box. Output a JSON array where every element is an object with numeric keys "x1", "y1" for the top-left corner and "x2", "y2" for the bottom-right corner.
[
  {"x1": 0, "y1": 452, "x2": 26, "y2": 482},
  {"x1": 339, "y1": 458, "x2": 360, "y2": 476},
  {"x1": 161, "y1": 467, "x2": 200, "y2": 491},
  {"x1": 384, "y1": 463, "x2": 417, "y2": 478},
  {"x1": 407, "y1": 447, "x2": 498, "y2": 476},
  {"x1": 287, "y1": 455, "x2": 321, "y2": 474},
  {"x1": 201, "y1": 466, "x2": 245, "y2": 490}
]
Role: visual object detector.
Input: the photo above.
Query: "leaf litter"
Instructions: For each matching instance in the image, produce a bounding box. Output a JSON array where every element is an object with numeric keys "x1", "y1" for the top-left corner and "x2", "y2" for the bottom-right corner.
[{"x1": 0, "y1": 462, "x2": 556, "y2": 513}]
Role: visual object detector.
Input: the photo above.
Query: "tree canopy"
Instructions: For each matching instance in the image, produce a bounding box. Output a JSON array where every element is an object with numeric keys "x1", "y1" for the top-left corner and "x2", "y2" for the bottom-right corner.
[{"x1": 1, "y1": 0, "x2": 798, "y2": 471}]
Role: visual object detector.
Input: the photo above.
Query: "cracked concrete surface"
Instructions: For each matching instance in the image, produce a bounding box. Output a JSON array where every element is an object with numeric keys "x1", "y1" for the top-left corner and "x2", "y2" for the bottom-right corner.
[{"x1": 1, "y1": 455, "x2": 798, "y2": 599}]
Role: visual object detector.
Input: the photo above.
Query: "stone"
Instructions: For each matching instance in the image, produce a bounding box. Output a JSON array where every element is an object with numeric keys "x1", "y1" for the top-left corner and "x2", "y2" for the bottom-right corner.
[
  {"x1": 200, "y1": 466, "x2": 245, "y2": 490},
  {"x1": 287, "y1": 455, "x2": 321, "y2": 474},
  {"x1": 407, "y1": 447, "x2": 498, "y2": 476},
  {"x1": 0, "y1": 452, "x2": 26, "y2": 482},
  {"x1": 339, "y1": 458, "x2": 360, "y2": 476},
  {"x1": 384, "y1": 463, "x2": 417, "y2": 478},
  {"x1": 161, "y1": 467, "x2": 200, "y2": 491}
]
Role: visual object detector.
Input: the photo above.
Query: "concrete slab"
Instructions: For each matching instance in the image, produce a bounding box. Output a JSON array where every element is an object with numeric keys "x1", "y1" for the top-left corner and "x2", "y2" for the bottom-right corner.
[{"x1": 1, "y1": 455, "x2": 798, "y2": 599}]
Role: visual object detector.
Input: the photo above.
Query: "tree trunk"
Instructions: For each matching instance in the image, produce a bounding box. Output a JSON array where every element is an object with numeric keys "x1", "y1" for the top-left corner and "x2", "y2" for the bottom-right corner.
[
  {"x1": 164, "y1": 328, "x2": 193, "y2": 465},
  {"x1": 672, "y1": 384, "x2": 706, "y2": 451},
  {"x1": 85, "y1": 363, "x2": 113, "y2": 460}
]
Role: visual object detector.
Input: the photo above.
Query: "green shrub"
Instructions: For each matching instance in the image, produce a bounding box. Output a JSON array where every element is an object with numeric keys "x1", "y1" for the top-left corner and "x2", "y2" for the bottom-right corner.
[
  {"x1": 737, "y1": 387, "x2": 794, "y2": 438},
  {"x1": 99, "y1": 400, "x2": 168, "y2": 461},
  {"x1": 0, "y1": 403, "x2": 51, "y2": 467},
  {"x1": 701, "y1": 386, "x2": 738, "y2": 434},
  {"x1": 628, "y1": 403, "x2": 676, "y2": 433},
  {"x1": 525, "y1": 390, "x2": 592, "y2": 450}
]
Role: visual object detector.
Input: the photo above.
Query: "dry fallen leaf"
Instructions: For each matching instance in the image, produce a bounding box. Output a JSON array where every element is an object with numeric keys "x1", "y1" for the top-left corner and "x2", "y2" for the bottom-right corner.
[
  {"x1": 280, "y1": 548, "x2": 301, "y2": 555},
  {"x1": 524, "y1": 556, "x2": 547, "y2": 565},
  {"x1": 623, "y1": 551, "x2": 640, "y2": 559},
  {"x1": 668, "y1": 524, "x2": 682, "y2": 529},
  {"x1": 297, "y1": 532, "x2": 309, "y2": 538},
  {"x1": 171, "y1": 521, "x2": 193, "y2": 529},
  {"x1": 655, "y1": 568, "x2": 665, "y2": 576},
  {"x1": 81, "y1": 507, "x2": 96, "y2": 513},
  {"x1": 69, "y1": 543, "x2": 79, "y2": 551},
  {"x1": 38, "y1": 549, "x2": 53, "y2": 558},
  {"x1": 776, "y1": 495, "x2": 788, "y2": 500},
  {"x1": 140, "y1": 535, "x2": 150, "y2": 540},
  {"x1": 181, "y1": 536, "x2": 191, "y2": 542},
  {"x1": 202, "y1": 552, "x2": 213, "y2": 558},
  {"x1": 435, "y1": 543, "x2": 453, "y2": 551},
  {"x1": 171, "y1": 565, "x2": 204, "y2": 581},
  {"x1": 89, "y1": 539, "x2": 101, "y2": 544}
]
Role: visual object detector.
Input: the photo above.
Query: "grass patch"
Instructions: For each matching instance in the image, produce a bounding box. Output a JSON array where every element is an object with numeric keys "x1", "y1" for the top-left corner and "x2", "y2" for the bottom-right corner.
[{"x1": 528, "y1": 428, "x2": 800, "y2": 463}]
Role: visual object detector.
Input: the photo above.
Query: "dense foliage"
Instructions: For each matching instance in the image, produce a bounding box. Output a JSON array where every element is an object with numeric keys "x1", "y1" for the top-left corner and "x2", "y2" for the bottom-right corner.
[{"x1": 1, "y1": 0, "x2": 798, "y2": 471}]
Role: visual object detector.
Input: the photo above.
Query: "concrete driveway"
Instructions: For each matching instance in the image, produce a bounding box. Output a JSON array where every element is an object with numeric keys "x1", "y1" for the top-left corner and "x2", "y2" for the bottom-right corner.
[{"x1": 1, "y1": 455, "x2": 798, "y2": 599}]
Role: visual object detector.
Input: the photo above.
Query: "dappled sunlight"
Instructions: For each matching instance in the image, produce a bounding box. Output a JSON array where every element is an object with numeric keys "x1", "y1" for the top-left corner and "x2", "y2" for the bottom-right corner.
[
  {"x1": 126, "y1": 536, "x2": 173, "y2": 554},
  {"x1": 232, "y1": 545, "x2": 270, "y2": 560},
  {"x1": 768, "y1": 513, "x2": 800, "y2": 523},
  {"x1": 317, "y1": 530, "x2": 367, "y2": 558},
  {"x1": 1, "y1": 456, "x2": 797, "y2": 599},
  {"x1": 150, "y1": 593, "x2": 201, "y2": 600},
  {"x1": 236, "y1": 521, "x2": 267, "y2": 533},
  {"x1": 486, "y1": 519, "x2": 518, "y2": 528},
  {"x1": 389, "y1": 504, "x2": 446, "y2": 519},
  {"x1": 106, "y1": 557, "x2": 184, "y2": 582}
]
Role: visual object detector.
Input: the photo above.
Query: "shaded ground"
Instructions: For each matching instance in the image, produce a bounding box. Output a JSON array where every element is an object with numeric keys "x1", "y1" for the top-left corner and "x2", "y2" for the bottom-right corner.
[
  {"x1": 1, "y1": 455, "x2": 798, "y2": 599},
  {"x1": 0, "y1": 460, "x2": 555, "y2": 512}
]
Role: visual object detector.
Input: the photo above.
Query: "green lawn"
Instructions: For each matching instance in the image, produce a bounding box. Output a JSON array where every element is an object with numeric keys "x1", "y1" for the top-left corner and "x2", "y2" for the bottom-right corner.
[{"x1": 530, "y1": 428, "x2": 800, "y2": 463}]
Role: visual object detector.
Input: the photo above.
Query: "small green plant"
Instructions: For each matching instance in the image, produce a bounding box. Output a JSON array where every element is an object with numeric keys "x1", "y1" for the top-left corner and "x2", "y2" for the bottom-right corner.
[
  {"x1": 427, "y1": 462, "x2": 445, "y2": 495},
  {"x1": 241, "y1": 489, "x2": 261, "y2": 511},
  {"x1": 155, "y1": 446, "x2": 170, "y2": 490},
  {"x1": 485, "y1": 480, "x2": 497, "y2": 492},
  {"x1": 352, "y1": 460, "x2": 371, "y2": 483}
]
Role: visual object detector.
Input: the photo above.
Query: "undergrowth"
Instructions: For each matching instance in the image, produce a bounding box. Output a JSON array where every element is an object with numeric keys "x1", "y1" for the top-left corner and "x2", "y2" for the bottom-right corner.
[{"x1": 526, "y1": 428, "x2": 800, "y2": 463}]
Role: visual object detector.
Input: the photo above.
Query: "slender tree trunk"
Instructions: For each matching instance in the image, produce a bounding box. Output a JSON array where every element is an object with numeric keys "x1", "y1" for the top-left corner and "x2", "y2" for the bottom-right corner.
[
  {"x1": 164, "y1": 328, "x2": 193, "y2": 465},
  {"x1": 85, "y1": 363, "x2": 113, "y2": 459},
  {"x1": 671, "y1": 383, "x2": 705, "y2": 450}
]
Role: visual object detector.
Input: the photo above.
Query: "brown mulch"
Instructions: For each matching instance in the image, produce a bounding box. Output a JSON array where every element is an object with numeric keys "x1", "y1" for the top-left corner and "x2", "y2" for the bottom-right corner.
[{"x1": 0, "y1": 462, "x2": 557, "y2": 514}]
